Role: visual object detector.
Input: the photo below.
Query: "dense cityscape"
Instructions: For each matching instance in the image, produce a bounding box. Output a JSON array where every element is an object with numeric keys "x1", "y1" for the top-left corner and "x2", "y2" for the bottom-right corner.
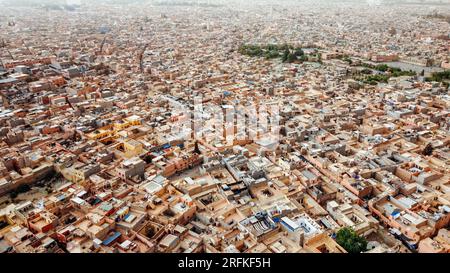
[{"x1": 0, "y1": 0, "x2": 449, "y2": 254}]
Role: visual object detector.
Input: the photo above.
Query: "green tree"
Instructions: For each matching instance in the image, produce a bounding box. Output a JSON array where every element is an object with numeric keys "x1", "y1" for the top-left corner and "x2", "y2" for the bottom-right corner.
[
  {"x1": 374, "y1": 64, "x2": 389, "y2": 72},
  {"x1": 9, "y1": 191, "x2": 18, "y2": 199},
  {"x1": 287, "y1": 52, "x2": 297, "y2": 63},
  {"x1": 426, "y1": 70, "x2": 450, "y2": 82},
  {"x1": 265, "y1": 50, "x2": 280, "y2": 59},
  {"x1": 423, "y1": 143, "x2": 434, "y2": 156},
  {"x1": 16, "y1": 184, "x2": 31, "y2": 193},
  {"x1": 299, "y1": 55, "x2": 308, "y2": 62},
  {"x1": 343, "y1": 56, "x2": 352, "y2": 64},
  {"x1": 294, "y1": 48, "x2": 304, "y2": 57},
  {"x1": 282, "y1": 48, "x2": 290, "y2": 63},
  {"x1": 361, "y1": 68, "x2": 372, "y2": 75},
  {"x1": 266, "y1": 44, "x2": 278, "y2": 51},
  {"x1": 316, "y1": 52, "x2": 322, "y2": 62},
  {"x1": 336, "y1": 227, "x2": 368, "y2": 253}
]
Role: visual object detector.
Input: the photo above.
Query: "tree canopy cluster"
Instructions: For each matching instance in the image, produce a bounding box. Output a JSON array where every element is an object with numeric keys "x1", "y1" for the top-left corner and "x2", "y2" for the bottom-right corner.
[
  {"x1": 362, "y1": 63, "x2": 416, "y2": 77},
  {"x1": 425, "y1": 70, "x2": 450, "y2": 88},
  {"x1": 357, "y1": 63, "x2": 417, "y2": 85},
  {"x1": 357, "y1": 74, "x2": 391, "y2": 85},
  {"x1": 335, "y1": 227, "x2": 368, "y2": 253},
  {"x1": 238, "y1": 44, "x2": 311, "y2": 63},
  {"x1": 9, "y1": 184, "x2": 31, "y2": 199}
]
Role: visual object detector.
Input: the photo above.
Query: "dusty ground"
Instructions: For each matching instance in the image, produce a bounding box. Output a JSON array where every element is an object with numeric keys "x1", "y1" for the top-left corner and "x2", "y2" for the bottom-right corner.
[{"x1": 0, "y1": 177, "x2": 65, "y2": 209}]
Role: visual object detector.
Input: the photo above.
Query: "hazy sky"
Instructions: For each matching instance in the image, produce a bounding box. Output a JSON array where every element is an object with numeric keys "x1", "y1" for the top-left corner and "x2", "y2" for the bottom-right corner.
[{"x1": 1, "y1": 0, "x2": 449, "y2": 9}]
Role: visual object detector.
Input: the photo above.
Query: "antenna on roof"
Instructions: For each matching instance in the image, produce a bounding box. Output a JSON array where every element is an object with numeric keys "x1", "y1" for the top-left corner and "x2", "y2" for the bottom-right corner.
[
  {"x1": 94, "y1": 36, "x2": 108, "y2": 63},
  {"x1": 139, "y1": 43, "x2": 149, "y2": 74},
  {"x1": 100, "y1": 36, "x2": 107, "y2": 54},
  {"x1": 6, "y1": 48, "x2": 14, "y2": 60},
  {"x1": 22, "y1": 39, "x2": 32, "y2": 55}
]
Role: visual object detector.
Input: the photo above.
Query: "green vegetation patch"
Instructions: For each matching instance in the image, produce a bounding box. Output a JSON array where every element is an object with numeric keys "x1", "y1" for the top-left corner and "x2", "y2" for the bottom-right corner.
[
  {"x1": 336, "y1": 227, "x2": 368, "y2": 253},
  {"x1": 239, "y1": 44, "x2": 317, "y2": 63},
  {"x1": 357, "y1": 63, "x2": 416, "y2": 84},
  {"x1": 425, "y1": 70, "x2": 450, "y2": 82}
]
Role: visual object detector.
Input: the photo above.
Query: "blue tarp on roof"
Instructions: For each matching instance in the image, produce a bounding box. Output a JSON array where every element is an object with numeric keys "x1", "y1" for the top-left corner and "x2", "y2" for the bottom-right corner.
[
  {"x1": 57, "y1": 194, "x2": 66, "y2": 201},
  {"x1": 102, "y1": 231, "x2": 121, "y2": 246},
  {"x1": 391, "y1": 211, "x2": 400, "y2": 217}
]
